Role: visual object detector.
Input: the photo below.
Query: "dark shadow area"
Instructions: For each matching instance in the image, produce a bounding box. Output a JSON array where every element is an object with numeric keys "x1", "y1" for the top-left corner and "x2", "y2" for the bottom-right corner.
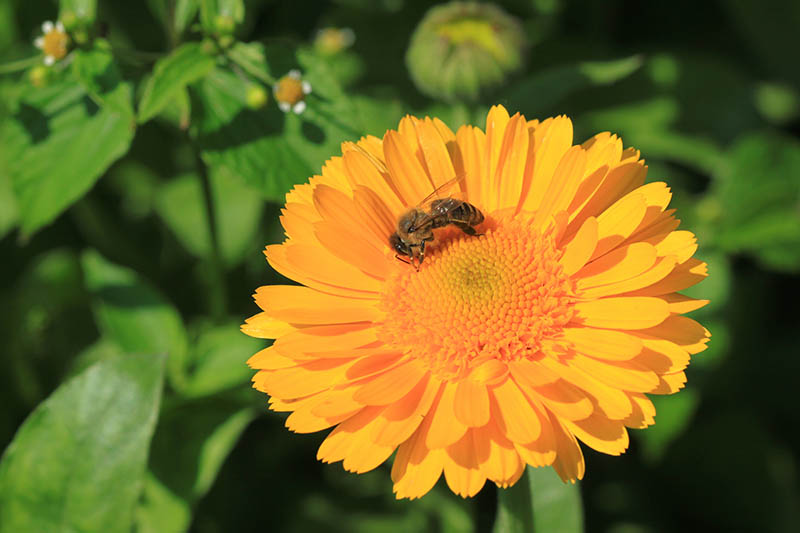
[
  {"x1": 301, "y1": 119, "x2": 325, "y2": 144},
  {"x1": 14, "y1": 103, "x2": 49, "y2": 143},
  {"x1": 191, "y1": 100, "x2": 285, "y2": 152}
]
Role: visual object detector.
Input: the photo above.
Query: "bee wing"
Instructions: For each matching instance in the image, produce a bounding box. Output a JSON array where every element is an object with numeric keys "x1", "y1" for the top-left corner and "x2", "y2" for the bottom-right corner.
[
  {"x1": 409, "y1": 198, "x2": 468, "y2": 232},
  {"x1": 416, "y1": 175, "x2": 467, "y2": 210}
]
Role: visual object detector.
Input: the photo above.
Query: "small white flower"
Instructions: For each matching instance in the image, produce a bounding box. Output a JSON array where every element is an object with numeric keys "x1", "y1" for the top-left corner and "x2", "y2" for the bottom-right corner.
[
  {"x1": 36, "y1": 19, "x2": 70, "y2": 66},
  {"x1": 273, "y1": 69, "x2": 312, "y2": 114}
]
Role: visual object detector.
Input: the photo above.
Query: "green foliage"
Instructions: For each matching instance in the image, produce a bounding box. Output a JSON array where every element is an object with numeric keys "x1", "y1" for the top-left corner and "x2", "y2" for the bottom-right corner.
[
  {"x1": 2, "y1": 72, "x2": 134, "y2": 236},
  {"x1": 636, "y1": 390, "x2": 700, "y2": 463},
  {"x1": 82, "y1": 250, "x2": 190, "y2": 390},
  {"x1": 199, "y1": 0, "x2": 245, "y2": 34},
  {"x1": 494, "y1": 467, "x2": 583, "y2": 533},
  {"x1": 154, "y1": 171, "x2": 263, "y2": 266},
  {"x1": 0, "y1": 353, "x2": 165, "y2": 533},
  {"x1": 505, "y1": 55, "x2": 643, "y2": 118},
  {"x1": 60, "y1": 0, "x2": 97, "y2": 26},
  {"x1": 136, "y1": 402, "x2": 255, "y2": 532},
  {"x1": 138, "y1": 42, "x2": 217, "y2": 123},
  {"x1": 0, "y1": 169, "x2": 17, "y2": 239},
  {"x1": 190, "y1": 66, "x2": 312, "y2": 201},
  {"x1": 0, "y1": 0, "x2": 799, "y2": 532},
  {"x1": 713, "y1": 132, "x2": 800, "y2": 271}
]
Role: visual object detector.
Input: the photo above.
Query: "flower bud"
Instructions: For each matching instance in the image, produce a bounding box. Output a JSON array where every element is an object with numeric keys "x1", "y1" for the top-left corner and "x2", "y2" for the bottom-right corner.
[
  {"x1": 29, "y1": 65, "x2": 50, "y2": 88},
  {"x1": 314, "y1": 27, "x2": 355, "y2": 55},
  {"x1": 246, "y1": 85, "x2": 269, "y2": 109},
  {"x1": 406, "y1": 1, "x2": 526, "y2": 102},
  {"x1": 214, "y1": 14, "x2": 236, "y2": 35}
]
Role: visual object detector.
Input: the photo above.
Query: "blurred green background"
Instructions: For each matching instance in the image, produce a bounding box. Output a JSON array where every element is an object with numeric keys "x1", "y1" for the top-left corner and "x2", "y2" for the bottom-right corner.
[{"x1": 1, "y1": 0, "x2": 799, "y2": 532}]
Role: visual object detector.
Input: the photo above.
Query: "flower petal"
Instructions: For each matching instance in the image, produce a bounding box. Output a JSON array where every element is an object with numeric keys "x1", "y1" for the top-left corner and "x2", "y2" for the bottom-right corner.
[
  {"x1": 521, "y1": 116, "x2": 574, "y2": 213},
  {"x1": 425, "y1": 382, "x2": 468, "y2": 449},
  {"x1": 453, "y1": 379, "x2": 491, "y2": 427},
  {"x1": 559, "y1": 216, "x2": 599, "y2": 276},
  {"x1": 490, "y1": 378, "x2": 543, "y2": 444},
  {"x1": 443, "y1": 434, "x2": 487, "y2": 497},
  {"x1": 561, "y1": 327, "x2": 644, "y2": 361},
  {"x1": 573, "y1": 296, "x2": 670, "y2": 329},
  {"x1": 254, "y1": 285, "x2": 382, "y2": 324},
  {"x1": 383, "y1": 129, "x2": 434, "y2": 205},
  {"x1": 352, "y1": 358, "x2": 428, "y2": 405}
]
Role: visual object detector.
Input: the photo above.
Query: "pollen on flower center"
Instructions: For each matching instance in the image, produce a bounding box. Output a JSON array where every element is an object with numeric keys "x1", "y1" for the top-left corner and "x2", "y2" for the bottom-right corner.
[
  {"x1": 379, "y1": 215, "x2": 576, "y2": 380},
  {"x1": 43, "y1": 27, "x2": 69, "y2": 60}
]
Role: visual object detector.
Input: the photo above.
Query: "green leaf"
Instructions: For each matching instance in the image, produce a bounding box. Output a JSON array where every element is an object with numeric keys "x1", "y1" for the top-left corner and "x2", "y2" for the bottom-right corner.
[
  {"x1": 714, "y1": 132, "x2": 800, "y2": 271},
  {"x1": 59, "y1": 0, "x2": 97, "y2": 24},
  {"x1": 580, "y1": 97, "x2": 724, "y2": 174},
  {"x1": 494, "y1": 467, "x2": 583, "y2": 533},
  {"x1": 69, "y1": 337, "x2": 125, "y2": 378},
  {"x1": 636, "y1": 390, "x2": 700, "y2": 464},
  {"x1": 579, "y1": 55, "x2": 644, "y2": 84},
  {"x1": 182, "y1": 321, "x2": 263, "y2": 398},
  {"x1": 289, "y1": 47, "x2": 364, "y2": 166},
  {"x1": 755, "y1": 82, "x2": 800, "y2": 125},
  {"x1": 195, "y1": 45, "x2": 361, "y2": 201},
  {"x1": 504, "y1": 55, "x2": 643, "y2": 118},
  {"x1": 191, "y1": 66, "x2": 312, "y2": 201},
  {"x1": 352, "y1": 94, "x2": 405, "y2": 137},
  {"x1": 0, "y1": 353, "x2": 165, "y2": 533},
  {"x1": 138, "y1": 42, "x2": 216, "y2": 123},
  {"x1": 72, "y1": 42, "x2": 135, "y2": 118},
  {"x1": 1, "y1": 57, "x2": 134, "y2": 236},
  {"x1": 154, "y1": 171, "x2": 263, "y2": 266},
  {"x1": 135, "y1": 402, "x2": 256, "y2": 533},
  {"x1": 0, "y1": 165, "x2": 17, "y2": 239},
  {"x1": 81, "y1": 250, "x2": 190, "y2": 391},
  {"x1": 174, "y1": 0, "x2": 201, "y2": 36},
  {"x1": 135, "y1": 472, "x2": 192, "y2": 533},
  {"x1": 225, "y1": 41, "x2": 271, "y2": 83},
  {"x1": 199, "y1": 0, "x2": 244, "y2": 32},
  {"x1": 529, "y1": 467, "x2": 584, "y2": 533},
  {"x1": 0, "y1": 1, "x2": 16, "y2": 49}
]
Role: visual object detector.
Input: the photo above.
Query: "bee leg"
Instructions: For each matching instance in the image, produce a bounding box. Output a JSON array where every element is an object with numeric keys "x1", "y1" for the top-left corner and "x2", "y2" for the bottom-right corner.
[
  {"x1": 395, "y1": 254, "x2": 413, "y2": 266},
  {"x1": 415, "y1": 240, "x2": 427, "y2": 270},
  {"x1": 454, "y1": 221, "x2": 483, "y2": 237}
]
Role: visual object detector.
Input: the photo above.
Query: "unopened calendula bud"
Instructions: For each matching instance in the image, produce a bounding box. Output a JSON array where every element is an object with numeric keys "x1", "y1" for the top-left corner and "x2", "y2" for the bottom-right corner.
[{"x1": 406, "y1": 1, "x2": 526, "y2": 102}]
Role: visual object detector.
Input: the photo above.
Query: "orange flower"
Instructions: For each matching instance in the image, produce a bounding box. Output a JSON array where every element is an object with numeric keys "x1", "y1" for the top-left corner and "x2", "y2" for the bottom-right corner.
[{"x1": 242, "y1": 105, "x2": 710, "y2": 500}]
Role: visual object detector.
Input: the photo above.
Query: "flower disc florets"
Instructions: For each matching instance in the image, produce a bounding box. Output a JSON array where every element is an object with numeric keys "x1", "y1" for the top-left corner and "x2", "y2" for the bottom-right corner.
[{"x1": 380, "y1": 216, "x2": 575, "y2": 380}]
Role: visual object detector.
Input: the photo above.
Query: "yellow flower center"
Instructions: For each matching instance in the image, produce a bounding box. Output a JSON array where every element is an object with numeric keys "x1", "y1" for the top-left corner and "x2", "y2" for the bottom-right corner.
[
  {"x1": 379, "y1": 215, "x2": 576, "y2": 380},
  {"x1": 273, "y1": 76, "x2": 305, "y2": 106},
  {"x1": 43, "y1": 28, "x2": 69, "y2": 60}
]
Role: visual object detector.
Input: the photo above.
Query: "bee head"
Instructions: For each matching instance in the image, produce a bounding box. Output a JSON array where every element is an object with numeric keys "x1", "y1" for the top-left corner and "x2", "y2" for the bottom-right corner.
[
  {"x1": 399, "y1": 216, "x2": 416, "y2": 234},
  {"x1": 389, "y1": 233, "x2": 410, "y2": 256}
]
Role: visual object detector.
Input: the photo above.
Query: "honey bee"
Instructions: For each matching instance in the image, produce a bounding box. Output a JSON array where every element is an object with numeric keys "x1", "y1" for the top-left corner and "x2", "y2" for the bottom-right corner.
[{"x1": 389, "y1": 177, "x2": 484, "y2": 268}]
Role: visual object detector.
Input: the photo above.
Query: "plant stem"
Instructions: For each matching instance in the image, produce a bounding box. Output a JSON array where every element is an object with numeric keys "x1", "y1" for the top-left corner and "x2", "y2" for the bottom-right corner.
[
  {"x1": 493, "y1": 469, "x2": 535, "y2": 533},
  {"x1": 0, "y1": 56, "x2": 41, "y2": 74},
  {"x1": 194, "y1": 148, "x2": 227, "y2": 320}
]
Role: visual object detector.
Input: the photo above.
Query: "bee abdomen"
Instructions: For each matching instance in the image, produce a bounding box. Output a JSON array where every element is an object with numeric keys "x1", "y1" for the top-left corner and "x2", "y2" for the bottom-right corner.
[{"x1": 456, "y1": 202, "x2": 483, "y2": 226}]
